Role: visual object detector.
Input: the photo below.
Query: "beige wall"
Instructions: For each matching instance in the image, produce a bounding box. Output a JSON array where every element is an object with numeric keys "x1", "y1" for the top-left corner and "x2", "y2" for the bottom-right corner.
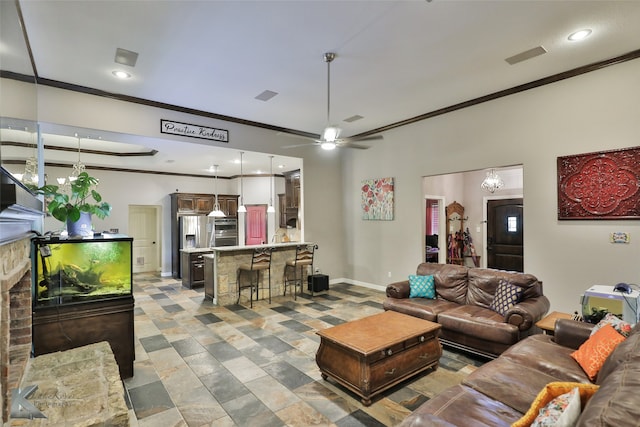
[{"x1": 345, "y1": 59, "x2": 640, "y2": 313}]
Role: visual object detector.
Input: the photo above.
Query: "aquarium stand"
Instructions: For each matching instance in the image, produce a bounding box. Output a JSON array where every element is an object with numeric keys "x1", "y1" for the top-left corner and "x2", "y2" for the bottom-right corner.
[{"x1": 32, "y1": 296, "x2": 135, "y2": 379}]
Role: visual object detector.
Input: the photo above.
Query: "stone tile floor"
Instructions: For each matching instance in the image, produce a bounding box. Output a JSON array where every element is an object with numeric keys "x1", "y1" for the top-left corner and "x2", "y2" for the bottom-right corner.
[{"x1": 125, "y1": 273, "x2": 485, "y2": 426}]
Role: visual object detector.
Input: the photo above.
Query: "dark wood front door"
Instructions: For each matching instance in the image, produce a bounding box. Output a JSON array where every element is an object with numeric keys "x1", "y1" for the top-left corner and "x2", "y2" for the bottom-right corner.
[{"x1": 487, "y1": 198, "x2": 523, "y2": 272}]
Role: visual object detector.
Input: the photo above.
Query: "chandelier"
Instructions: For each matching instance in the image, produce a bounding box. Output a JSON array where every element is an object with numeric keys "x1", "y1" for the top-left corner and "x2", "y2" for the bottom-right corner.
[{"x1": 480, "y1": 169, "x2": 504, "y2": 193}]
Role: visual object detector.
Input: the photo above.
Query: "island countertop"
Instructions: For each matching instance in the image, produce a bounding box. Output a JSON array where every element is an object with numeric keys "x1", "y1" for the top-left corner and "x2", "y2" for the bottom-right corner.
[
  {"x1": 202, "y1": 242, "x2": 316, "y2": 305},
  {"x1": 183, "y1": 241, "x2": 310, "y2": 255}
]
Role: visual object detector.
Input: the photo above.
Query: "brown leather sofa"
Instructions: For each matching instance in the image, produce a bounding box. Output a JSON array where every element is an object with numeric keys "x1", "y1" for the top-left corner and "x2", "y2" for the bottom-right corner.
[
  {"x1": 383, "y1": 263, "x2": 550, "y2": 358},
  {"x1": 398, "y1": 319, "x2": 640, "y2": 427}
]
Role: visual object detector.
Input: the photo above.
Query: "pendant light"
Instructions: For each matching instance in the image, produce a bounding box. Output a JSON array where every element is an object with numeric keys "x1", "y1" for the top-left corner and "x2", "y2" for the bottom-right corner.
[
  {"x1": 70, "y1": 133, "x2": 86, "y2": 182},
  {"x1": 237, "y1": 152, "x2": 247, "y2": 213},
  {"x1": 208, "y1": 165, "x2": 225, "y2": 217},
  {"x1": 267, "y1": 156, "x2": 275, "y2": 213}
]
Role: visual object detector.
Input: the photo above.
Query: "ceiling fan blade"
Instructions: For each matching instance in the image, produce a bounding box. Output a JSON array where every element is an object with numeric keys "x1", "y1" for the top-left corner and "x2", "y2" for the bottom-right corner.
[
  {"x1": 337, "y1": 142, "x2": 369, "y2": 150},
  {"x1": 340, "y1": 134, "x2": 384, "y2": 143},
  {"x1": 281, "y1": 142, "x2": 319, "y2": 149}
]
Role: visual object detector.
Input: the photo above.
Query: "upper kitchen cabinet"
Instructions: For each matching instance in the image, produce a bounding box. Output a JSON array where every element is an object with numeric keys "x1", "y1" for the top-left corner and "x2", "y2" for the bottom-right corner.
[
  {"x1": 218, "y1": 195, "x2": 239, "y2": 217},
  {"x1": 284, "y1": 170, "x2": 300, "y2": 208},
  {"x1": 171, "y1": 193, "x2": 214, "y2": 215}
]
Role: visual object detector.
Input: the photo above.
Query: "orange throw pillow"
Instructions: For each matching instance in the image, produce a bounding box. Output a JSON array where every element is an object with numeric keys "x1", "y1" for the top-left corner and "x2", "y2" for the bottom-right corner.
[{"x1": 570, "y1": 323, "x2": 625, "y2": 381}]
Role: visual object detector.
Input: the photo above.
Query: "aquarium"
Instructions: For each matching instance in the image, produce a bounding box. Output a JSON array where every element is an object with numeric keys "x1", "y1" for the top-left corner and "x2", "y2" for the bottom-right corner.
[{"x1": 32, "y1": 236, "x2": 133, "y2": 307}]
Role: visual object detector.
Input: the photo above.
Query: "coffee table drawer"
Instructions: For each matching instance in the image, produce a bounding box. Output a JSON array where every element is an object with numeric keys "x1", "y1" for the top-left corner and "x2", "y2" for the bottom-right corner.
[{"x1": 370, "y1": 336, "x2": 442, "y2": 391}]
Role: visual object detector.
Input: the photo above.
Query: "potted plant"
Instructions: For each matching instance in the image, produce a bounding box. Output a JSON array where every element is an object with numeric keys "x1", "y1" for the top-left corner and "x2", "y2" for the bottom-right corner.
[{"x1": 37, "y1": 171, "x2": 111, "y2": 236}]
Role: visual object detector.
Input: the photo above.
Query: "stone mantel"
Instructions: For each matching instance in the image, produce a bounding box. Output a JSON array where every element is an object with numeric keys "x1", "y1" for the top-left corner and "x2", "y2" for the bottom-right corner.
[{"x1": 203, "y1": 242, "x2": 316, "y2": 306}]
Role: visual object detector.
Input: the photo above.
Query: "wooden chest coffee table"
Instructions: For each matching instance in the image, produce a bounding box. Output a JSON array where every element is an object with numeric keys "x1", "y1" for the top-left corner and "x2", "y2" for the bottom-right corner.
[{"x1": 316, "y1": 310, "x2": 442, "y2": 405}]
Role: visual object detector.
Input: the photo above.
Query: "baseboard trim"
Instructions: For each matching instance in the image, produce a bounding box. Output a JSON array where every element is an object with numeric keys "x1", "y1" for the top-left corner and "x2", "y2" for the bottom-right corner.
[{"x1": 329, "y1": 278, "x2": 386, "y2": 293}]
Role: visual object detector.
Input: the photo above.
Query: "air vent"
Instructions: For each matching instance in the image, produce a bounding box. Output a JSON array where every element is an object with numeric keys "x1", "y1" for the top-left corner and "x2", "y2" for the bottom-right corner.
[
  {"x1": 255, "y1": 90, "x2": 278, "y2": 102},
  {"x1": 114, "y1": 48, "x2": 139, "y2": 67},
  {"x1": 505, "y1": 46, "x2": 547, "y2": 65},
  {"x1": 344, "y1": 115, "x2": 364, "y2": 123}
]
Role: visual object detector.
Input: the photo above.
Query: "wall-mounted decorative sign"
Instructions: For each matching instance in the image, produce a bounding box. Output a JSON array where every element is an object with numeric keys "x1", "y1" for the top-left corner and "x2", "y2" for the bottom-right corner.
[
  {"x1": 161, "y1": 119, "x2": 229, "y2": 143},
  {"x1": 557, "y1": 146, "x2": 640, "y2": 219},
  {"x1": 361, "y1": 177, "x2": 394, "y2": 220}
]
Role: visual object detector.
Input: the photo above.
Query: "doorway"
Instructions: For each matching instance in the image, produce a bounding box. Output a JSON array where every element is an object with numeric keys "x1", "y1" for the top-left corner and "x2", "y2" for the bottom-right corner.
[
  {"x1": 424, "y1": 196, "x2": 445, "y2": 263},
  {"x1": 486, "y1": 198, "x2": 524, "y2": 272},
  {"x1": 245, "y1": 205, "x2": 267, "y2": 245},
  {"x1": 128, "y1": 205, "x2": 161, "y2": 273}
]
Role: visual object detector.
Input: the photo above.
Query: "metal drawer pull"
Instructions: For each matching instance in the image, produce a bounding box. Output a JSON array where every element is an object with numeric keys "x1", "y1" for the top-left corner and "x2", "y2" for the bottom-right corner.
[
  {"x1": 419, "y1": 336, "x2": 425, "y2": 342},
  {"x1": 387, "y1": 349, "x2": 393, "y2": 356},
  {"x1": 418, "y1": 354, "x2": 429, "y2": 360},
  {"x1": 385, "y1": 368, "x2": 396, "y2": 376}
]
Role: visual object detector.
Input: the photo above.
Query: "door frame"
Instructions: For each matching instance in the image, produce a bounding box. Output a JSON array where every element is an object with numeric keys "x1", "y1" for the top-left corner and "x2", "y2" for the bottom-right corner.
[
  {"x1": 423, "y1": 195, "x2": 447, "y2": 264},
  {"x1": 482, "y1": 194, "x2": 523, "y2": 269}
]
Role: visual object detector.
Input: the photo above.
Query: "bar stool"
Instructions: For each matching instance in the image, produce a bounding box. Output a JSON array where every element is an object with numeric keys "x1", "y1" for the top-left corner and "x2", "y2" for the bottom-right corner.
[
  {"x1": 283, "y1": 244, "x2": 318, "y2": 300},
  {"x1": 237, "y1": 247, "x2": 273, "y2": 308}
]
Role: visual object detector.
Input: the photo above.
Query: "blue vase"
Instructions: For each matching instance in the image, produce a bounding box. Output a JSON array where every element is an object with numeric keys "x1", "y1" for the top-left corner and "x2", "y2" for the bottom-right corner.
[{"x1": 67, "y1": 212, "x2": 93, "y2": 237}]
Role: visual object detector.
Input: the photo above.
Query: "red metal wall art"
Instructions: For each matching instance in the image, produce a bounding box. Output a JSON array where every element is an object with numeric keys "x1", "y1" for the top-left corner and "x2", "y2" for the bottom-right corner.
[{"x1": 557, "y1": 146, "x2": 640, "y2": 219}]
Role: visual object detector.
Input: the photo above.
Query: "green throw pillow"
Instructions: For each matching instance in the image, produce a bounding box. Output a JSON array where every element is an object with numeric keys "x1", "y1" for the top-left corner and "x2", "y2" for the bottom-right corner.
[{"x1": 409, "y1": 275, "x2": 435, "y2": 299}]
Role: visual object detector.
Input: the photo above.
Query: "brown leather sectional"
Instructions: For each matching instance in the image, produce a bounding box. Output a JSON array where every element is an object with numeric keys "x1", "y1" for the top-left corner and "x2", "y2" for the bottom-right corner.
[
  {"x1": 383, "y1": 263, "x2": 550, "y2": 358},
  {"x1": 397, "y1": 319, "x2": 640, "y2": 426}
]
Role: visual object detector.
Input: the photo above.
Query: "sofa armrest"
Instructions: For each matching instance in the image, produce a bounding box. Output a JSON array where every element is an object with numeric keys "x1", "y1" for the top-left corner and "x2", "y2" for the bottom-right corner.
[
  {"x1": 554, "y1": 318, "x2": 594, "y2": 350},
  {"x1": 386, "y1": 280, "x2": 411, "y2": 299},
  {"x1": 504, "y1": 295, "x2": 550, "y2": 331}
]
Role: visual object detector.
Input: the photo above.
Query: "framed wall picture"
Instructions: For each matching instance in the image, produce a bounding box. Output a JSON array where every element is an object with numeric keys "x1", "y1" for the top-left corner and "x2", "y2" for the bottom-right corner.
[
  {"x1": 557, "y1": 146, "x2": 640, "y2": 219},
  {"x1": 361, "y1": 177, "x2": 394, "y2": 220}
]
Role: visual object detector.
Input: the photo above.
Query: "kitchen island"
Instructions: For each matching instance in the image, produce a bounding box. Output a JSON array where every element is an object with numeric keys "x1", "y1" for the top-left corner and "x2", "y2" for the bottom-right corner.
[{"x1": 203, "y1": 242, "x2": 316, "y2": 306}]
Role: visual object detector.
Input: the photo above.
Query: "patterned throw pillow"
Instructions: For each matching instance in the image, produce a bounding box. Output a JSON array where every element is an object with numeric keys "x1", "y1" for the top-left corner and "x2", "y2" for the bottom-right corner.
[
  {"x1": 590, "y1": 313, "x2": 632, "y2": 338},
  {"x1": 531, "y1": 386, "x2": 581, "y2": 427},
  {"x1": 409, "y1": 275, "x2": 435, "y2": 299},
  {"x1": 570, "y1": 323, "x2": 626, "y2": 380},
  {"x1": 512, "y1": 382, "x2": 600, "y2": 427},
  {"x1": 489, "y1": 280, "x2": 523, "y2": 316}
]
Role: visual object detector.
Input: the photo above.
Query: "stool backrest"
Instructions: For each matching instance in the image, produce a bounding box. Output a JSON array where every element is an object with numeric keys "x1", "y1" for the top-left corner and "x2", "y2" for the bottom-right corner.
[
  {"x1": 251, "y1": 248, "x2": 272, "y2": 269},
  {"x1": 294, "y1": 244, "x2": 318, "y2": 265}
]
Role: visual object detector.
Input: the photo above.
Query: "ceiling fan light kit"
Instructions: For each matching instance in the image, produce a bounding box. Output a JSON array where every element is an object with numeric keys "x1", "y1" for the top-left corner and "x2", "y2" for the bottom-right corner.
[{"x1": 280, "y1": 51, "x2": 383, "y2": 151}]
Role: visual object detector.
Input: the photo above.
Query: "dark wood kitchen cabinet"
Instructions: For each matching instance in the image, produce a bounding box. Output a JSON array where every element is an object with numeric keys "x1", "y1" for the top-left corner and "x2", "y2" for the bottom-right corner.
[
  {"x1": 217, "y1": 195, "x2": 239, "y2": 217},
  {"x1": 172, "y1": 193, "x2": 214, "y2": 215},
  {"x1": 181, "y1": 250, "x2": 213, "y2": 288},
  {"x1": 284, "y1": 170, "x2": 300, "y2": 208},
  {"x1": 278, "y1": 193, "x2": 286, "y2": 228}
]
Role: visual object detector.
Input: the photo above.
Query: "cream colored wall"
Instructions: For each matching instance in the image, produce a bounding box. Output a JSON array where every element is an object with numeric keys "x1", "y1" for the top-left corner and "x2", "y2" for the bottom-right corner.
[{"x1": 345, "y1": 59, "x2": 640, "y2": 313}]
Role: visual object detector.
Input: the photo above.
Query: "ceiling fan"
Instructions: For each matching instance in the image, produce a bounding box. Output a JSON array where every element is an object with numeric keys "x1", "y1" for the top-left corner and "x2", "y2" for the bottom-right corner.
[{"x1": 282, "y1": 52, "x2": 383, "y2": 150}]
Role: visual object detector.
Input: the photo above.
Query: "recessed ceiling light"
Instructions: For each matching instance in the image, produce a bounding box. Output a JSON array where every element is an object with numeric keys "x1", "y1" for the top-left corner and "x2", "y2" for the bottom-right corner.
[
  {"x1": 568, "y1": 29, "x2": 592, "y2": 41},
  {"x1": 112, "y1": 70, "x2": 131, "y2": 79}
]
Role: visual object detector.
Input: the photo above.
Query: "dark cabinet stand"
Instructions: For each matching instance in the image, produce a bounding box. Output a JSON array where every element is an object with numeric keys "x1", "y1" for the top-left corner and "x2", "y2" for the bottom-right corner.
[{"x1": 32, "y1": 296, "x2": 135, "y2": 379}]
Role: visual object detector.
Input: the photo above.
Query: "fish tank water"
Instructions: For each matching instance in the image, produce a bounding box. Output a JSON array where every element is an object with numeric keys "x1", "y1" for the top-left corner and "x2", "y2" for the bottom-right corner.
[{"x1": 32, "y1": 236, "x2": 133, "y2": 307}]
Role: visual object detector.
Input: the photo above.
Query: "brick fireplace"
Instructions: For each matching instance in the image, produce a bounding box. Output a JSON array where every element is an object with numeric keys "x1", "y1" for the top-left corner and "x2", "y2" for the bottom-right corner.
[{"x1": 0, "y1": 237, "x2": 33, "y2": 423}]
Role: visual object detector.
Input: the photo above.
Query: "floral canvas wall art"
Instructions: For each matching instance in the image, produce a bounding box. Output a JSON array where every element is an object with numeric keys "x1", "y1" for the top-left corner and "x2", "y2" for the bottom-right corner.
[{"x1": 361, "y1": 177, "x2": 394, "y2": 220}]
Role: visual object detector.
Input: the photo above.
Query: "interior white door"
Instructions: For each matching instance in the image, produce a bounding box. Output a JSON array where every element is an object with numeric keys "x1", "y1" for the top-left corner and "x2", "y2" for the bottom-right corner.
[{"x1": 128, "y1": 205, "x2": 159, "y2": 273}]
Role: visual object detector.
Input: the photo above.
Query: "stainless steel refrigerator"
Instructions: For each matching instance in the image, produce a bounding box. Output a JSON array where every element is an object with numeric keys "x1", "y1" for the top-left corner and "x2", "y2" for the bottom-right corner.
[{"x1": 178, "y1": 215, "x2": 214, "y2": 276}]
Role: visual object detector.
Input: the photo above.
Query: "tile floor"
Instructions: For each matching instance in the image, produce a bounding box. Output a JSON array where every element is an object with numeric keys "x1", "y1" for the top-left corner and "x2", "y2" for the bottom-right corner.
[{"x1": 124, "y1": 273, "x2": 484, "y2": 426}]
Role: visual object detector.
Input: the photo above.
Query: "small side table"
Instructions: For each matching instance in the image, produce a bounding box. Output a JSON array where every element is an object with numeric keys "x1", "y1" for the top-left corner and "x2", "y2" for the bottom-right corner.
[{"x1": 536, "y1": 311, "x2": 573, "y2": 335}]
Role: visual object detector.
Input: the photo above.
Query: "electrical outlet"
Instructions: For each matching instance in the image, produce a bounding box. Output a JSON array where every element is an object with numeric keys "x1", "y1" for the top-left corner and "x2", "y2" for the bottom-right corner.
[{"x1": 388, "y1": 271, "x2": 391, "y2": 278}]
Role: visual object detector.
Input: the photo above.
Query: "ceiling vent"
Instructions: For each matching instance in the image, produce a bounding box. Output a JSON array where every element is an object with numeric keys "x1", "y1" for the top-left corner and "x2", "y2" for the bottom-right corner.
[
  {"x1": 255, "y1": 90, "x2": 278, "y2": 102},
  {"x1": 344, "y1": 115, "x2": 364, "y2": 123},
  {"x1": 505, "y1": 46, "x2": 547, "y2": 65},
  {"x1": 114, "y1": 48, "x2": 139, "y2": 67}
]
